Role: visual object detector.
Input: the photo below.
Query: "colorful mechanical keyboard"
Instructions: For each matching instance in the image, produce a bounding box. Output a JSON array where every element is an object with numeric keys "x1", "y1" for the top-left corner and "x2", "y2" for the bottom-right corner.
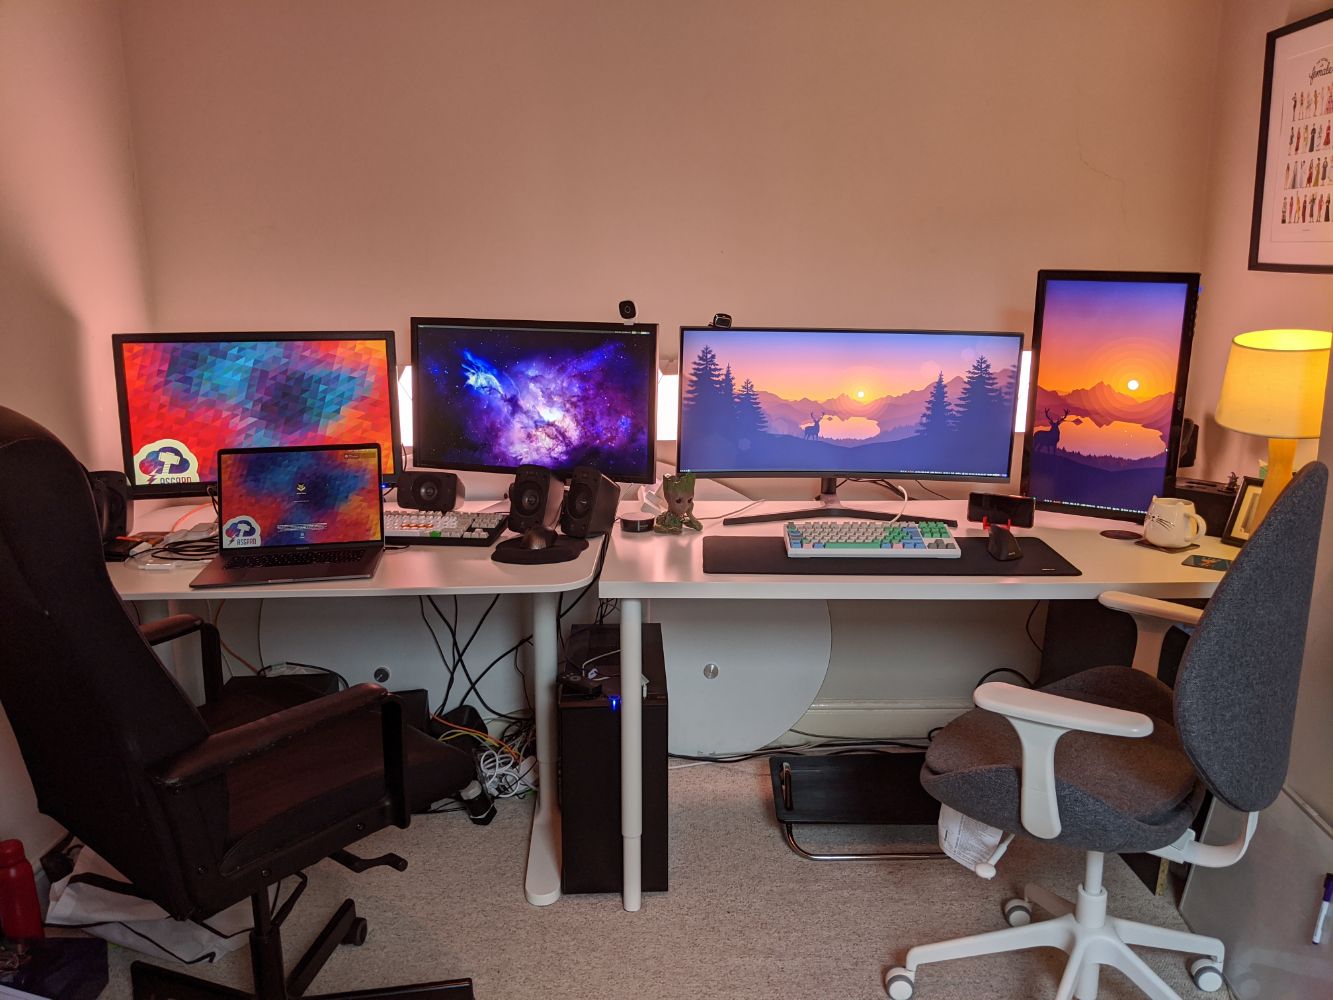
[
  {"x1": 783, "y1": 519, "x2": 962, "y2": 558},
  {"x1": 384, "y1": 509, "x2": 508, "y2": 546}
]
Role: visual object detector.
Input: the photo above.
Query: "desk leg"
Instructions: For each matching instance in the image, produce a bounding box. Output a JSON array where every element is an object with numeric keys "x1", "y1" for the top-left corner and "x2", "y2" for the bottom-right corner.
[
  {"x1": 620, "y1": 597, "x2": 643, "y2": 912},
  {"x1": 525, "y1": 591, "x2": 562, "y2": 906}
]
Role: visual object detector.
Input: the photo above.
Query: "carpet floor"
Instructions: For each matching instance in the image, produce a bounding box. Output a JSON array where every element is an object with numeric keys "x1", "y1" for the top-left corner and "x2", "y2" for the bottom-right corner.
[{"x1": 100, "y1": 759, "x2": 1219, "y2": 1000}]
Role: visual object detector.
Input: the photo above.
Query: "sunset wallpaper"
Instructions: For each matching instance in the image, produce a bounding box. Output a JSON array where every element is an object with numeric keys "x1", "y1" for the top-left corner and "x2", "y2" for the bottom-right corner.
[
  {"x1": 677, "y1": 329, "x2": 1022, "y2": 478},
  {"x1": 1026, "y1": 277, "x2": 1195, "y2": 515}
]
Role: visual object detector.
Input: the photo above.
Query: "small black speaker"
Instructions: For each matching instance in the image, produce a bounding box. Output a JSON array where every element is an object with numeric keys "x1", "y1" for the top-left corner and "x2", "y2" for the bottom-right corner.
[
  {"x1": 396, "y1": 471, "x2": 464, "y2": 512},
  {"x1": 1176, "y1": 417, "x2": 1199, "y2": 470},
  {"x1": 507, "y1": 465, "x2": 564, "y2": 533},
  {"x1": 560, "y1": 466, "x2": 619, "y2": 538},
  {"x1": 87, "y1": 470, "x2": 133, "y2": 544}
]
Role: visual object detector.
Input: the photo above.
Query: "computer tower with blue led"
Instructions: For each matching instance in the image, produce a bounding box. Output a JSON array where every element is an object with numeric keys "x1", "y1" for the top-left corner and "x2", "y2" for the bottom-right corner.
[{"x1": 557, "y1": 623, "x2": 668, "y2": 894}]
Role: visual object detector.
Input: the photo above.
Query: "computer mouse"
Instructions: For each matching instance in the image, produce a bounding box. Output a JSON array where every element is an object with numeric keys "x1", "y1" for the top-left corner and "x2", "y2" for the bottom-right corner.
[
  {"x1": 987, "y1": 524, "x2": 1023, "y2": 561},
  {"x1": 521, "y1": 526, "x2": 558, "y2": 550}
]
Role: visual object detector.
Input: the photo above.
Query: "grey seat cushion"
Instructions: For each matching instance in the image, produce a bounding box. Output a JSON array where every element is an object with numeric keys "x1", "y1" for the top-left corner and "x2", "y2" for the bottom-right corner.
[{"x1": 921, "y1": 665, "x2": 1203, "y2": 853}]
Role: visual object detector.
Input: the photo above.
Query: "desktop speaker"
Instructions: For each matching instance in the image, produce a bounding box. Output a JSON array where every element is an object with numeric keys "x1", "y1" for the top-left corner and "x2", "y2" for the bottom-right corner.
[
  {"x1": 87, "y1": 470, "x2": 133, "y2": 546},
  {"x1": 1166, "y1": 477, "x2": 1237, "y2": 537},
  {"x1": 559, "y1": 466, "x2": 619, "y2": 538},
  {"x1": 397, "y1": 471, "x2": 464, "y2": 512},
  {"x1": 507, "y1": 464, "x2": 564, "y2": 533}
]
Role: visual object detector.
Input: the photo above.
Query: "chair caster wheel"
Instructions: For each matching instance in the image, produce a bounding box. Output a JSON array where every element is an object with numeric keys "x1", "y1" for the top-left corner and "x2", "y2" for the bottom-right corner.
[
  {"x1": 343, "y1": 916, "x2": 369, "y2": 946},
  {"x1": 1003, "y1": 898, "x2": 1032, "y2": 927},
  {"x1": 1189, "y1": 957, "x2": 1223, "y2": 992},
  {"x1": 885, "y1": 967, "x2": 915, "y2": 999}
]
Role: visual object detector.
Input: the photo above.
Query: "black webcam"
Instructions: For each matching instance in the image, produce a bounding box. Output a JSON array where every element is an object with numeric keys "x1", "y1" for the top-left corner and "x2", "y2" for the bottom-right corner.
[
  {"x1": 618, "y1": 300, "x2": 637, "y2": 321},
  {"x1": 710, "y1": 313, "x2": 732, "y2": 329}
]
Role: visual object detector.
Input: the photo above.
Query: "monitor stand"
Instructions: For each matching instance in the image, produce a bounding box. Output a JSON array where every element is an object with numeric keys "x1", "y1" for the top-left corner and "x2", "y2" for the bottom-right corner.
[{"x1": 722, "y1": 478, "x2": 956, "y2": 527}]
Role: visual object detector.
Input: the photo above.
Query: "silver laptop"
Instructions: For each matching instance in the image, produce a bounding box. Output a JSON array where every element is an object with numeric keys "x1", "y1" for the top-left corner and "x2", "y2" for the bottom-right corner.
[{"x1": 190, "y1": 443, "x2": 385, "y2": 588}]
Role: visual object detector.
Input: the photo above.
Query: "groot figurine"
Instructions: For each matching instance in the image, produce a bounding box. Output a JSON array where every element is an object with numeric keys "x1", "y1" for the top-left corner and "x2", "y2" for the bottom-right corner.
[{"x1": 654, "y1": 473, "x2": 702, "y2": 534}]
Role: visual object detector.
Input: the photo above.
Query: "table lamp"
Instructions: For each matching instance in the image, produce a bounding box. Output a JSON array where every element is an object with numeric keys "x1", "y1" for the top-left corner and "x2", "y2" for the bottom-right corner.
[{"x1": 1214, "y1": 328, "x2": 1331, "y2": 524}]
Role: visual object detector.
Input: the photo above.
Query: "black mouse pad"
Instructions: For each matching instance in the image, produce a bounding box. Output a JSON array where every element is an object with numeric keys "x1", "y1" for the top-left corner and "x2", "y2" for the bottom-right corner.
[{"x1": 701, "y1": 535, "x2": 1080, "y2": 576}]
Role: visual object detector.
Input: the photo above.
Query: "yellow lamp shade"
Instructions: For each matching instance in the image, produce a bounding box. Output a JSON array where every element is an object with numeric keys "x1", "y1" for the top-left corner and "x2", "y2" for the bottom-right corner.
[{"x1": 1215, "y1": 329, "x2": 1331, "y2": 439}]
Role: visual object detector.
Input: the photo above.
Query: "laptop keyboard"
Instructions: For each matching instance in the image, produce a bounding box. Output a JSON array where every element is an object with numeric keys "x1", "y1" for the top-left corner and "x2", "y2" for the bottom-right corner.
[{"x1": 223, "y1": 548, "x2": 368, "y2": 570}]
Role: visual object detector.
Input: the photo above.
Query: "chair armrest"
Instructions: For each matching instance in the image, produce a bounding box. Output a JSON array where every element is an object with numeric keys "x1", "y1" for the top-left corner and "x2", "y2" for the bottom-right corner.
[
  {"x1": 140, "y1": 614, "x2": 208, "y2": 645},
  {"x1": 139, "y1": 614, "x2": 225, "y2": 703},
  {"x1": 974, "y1": 682, "x2": 1153, "y2": 840},
  {"x1": 1097, "y1": 591, "x2": 1205, "y2": 628},
  {"x1": 152, "y1": 683, "x2": 390, "y2": 789}
]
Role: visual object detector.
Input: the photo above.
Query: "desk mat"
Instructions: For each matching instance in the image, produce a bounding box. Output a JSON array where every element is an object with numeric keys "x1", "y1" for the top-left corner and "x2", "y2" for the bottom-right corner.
[{"x1": 702, "y1": 535, "x2": 1080, "y2": 576}]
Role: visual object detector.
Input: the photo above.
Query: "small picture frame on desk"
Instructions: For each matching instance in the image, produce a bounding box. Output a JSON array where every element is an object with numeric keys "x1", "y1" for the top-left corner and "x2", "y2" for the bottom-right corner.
[{"x1": 1221, "y1": 476, "x2": 1265, "y2": 546}]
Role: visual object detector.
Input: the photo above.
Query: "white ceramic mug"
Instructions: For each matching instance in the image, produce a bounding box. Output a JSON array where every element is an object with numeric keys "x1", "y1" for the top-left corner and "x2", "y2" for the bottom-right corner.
[{"x1": 1144, "y1": 496, "x2": 1205, "y2": 548}]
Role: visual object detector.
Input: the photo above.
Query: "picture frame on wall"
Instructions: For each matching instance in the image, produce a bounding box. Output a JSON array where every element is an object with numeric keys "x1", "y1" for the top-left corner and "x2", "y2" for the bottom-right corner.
[
  {"x1": 1222, "y1": 476, "x2": 1265, "y2": 546},
  {"x1": 1250, "y1": 7, "x2": 1333, "y2": 272}
]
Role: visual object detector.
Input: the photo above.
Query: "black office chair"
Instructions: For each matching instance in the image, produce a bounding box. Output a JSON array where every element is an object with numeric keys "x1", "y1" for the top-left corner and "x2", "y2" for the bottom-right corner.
[
  {"x1": 0, "y1": 406, "x2": 477, "y2": 1000},
  {"x1": 886, "y1": 462, "x2": 1327, "y2": 1000}
]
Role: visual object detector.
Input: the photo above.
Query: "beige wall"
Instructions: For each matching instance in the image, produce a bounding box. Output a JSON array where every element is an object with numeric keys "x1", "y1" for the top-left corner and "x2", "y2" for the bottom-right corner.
[
  {"x1": 118, "y1": 0, "x2": 1221, "y2": 395},
  {"x1": 0, "y1": 0, "x2": 150, "y2": 852}
]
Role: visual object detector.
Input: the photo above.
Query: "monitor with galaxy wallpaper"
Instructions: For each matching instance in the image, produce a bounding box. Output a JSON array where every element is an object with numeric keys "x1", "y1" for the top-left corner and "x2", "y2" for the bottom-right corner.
[
  {"x1": 113, "y1": 331, "x2": 402, "y2": 499},
  {"x1": 676, "y1": 327, "x2": 1024, "y2": 481},
  {"x1": 1020, "y1": 271, "x2": 1199, "y2": 521},
  {"x1": 410, "y1": 317, "x2": 658, "y2": 483}
]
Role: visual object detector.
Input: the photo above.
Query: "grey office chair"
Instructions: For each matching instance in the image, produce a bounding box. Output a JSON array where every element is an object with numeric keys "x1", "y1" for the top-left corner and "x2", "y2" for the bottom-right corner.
[{"x1": 886, "y1": 461, "x2": 1327, "y2": 1000}]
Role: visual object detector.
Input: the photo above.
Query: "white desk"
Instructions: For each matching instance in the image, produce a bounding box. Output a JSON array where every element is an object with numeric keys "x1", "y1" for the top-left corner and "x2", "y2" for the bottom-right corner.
[
  {"x1": 599, "y1": 499, "x2": 1235, "y2": 912},
  {"x1": 109, "y1": 508, "x2": 601, "y2": 908}
]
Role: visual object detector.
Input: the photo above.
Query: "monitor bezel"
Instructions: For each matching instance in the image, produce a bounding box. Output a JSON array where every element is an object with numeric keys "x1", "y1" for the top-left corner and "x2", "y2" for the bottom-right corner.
[
  {"x1": 1019, "y1": 270, "x2": 1201, "y2": 523},
  {"x1": 409, "y1": 316, "x2": 659, "y2": 485},
  {"x1": 674, "y1": 325, "x2": 1026, "y2": 482},
  {"x1": 112, "y1": 330, "x2": 403, "y2": 500}
]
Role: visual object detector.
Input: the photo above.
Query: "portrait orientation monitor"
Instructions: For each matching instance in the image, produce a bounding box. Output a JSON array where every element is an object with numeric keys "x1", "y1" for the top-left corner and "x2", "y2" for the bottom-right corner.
[
  {"x1": 1020, "y1": 271, "x2": 1199, "y2": 522},
  {"x1": 113, "y1": 332, "x2": 402, "y2": 499},
  {"x1": 411, "y1": 317, "x2": 658, "y2": 484}
]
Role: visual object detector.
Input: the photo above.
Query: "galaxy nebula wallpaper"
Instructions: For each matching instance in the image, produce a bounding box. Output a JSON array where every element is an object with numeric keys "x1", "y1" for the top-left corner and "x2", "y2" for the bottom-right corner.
[{"x1": 412, "y1": 322, "x2": 657, "y2": 482}]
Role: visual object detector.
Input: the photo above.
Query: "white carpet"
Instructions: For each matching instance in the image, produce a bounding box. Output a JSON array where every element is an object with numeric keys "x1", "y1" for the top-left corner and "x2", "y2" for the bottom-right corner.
[{"x1": 100, "y1": 760, "x2": 1217, "y2": 999}]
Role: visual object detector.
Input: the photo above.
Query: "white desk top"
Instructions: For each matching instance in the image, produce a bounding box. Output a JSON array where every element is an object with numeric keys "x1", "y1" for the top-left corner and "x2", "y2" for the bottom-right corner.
[
  {"x1": 109, "y1": 505, "x2": 601, "y2": 601},
  {"x1": 598, "y1": 500, "x2": 1235, "y2": 602}
]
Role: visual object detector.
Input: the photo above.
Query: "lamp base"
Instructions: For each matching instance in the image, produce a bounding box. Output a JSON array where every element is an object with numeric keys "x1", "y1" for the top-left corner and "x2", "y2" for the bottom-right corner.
[{"x1": 1255, "y1": 438, "x2": 1298, "y2": 524}]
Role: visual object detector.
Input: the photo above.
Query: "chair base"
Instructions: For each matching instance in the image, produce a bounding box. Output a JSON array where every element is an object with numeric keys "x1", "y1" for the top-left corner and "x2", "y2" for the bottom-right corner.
[
  {"x1": 885, "y1": 852, "x2": 1225, "y2": 1000},
  {"x1": 129, "y1": 895, "x2": 474, "y2": 1000}
]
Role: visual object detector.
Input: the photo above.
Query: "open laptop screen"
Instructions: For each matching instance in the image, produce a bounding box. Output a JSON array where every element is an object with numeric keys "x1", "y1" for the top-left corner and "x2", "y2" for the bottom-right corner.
[{"x1": 218, "y1": 445, "x2": 383, "y2": 549}]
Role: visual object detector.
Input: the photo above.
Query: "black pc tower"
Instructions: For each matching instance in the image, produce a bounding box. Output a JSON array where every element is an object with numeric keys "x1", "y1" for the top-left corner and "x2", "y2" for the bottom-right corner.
[{"x1": 557, "y1": 623, "x2": 668, "y2": 894}]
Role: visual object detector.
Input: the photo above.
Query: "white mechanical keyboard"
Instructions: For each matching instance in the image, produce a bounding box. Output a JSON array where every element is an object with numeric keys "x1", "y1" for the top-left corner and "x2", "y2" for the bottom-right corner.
[
  {"x1": 384, "y1": 509, "x2": 508, "y2": 546},
  {"x1": 784, "y1": 519, "x2": 961, "y2": 558}
]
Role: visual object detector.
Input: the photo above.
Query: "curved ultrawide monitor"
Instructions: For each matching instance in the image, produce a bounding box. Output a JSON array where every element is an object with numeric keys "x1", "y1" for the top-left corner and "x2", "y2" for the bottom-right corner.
[
  {"x1": 677, "y1": 327, "x2": 1024, "y2": 481},
  {"x1": 411, "y1": 317, "x2": 658, "y2": 484},
  {"x1": 113, "y1": 331, "x2": 401, "y2": 499}
]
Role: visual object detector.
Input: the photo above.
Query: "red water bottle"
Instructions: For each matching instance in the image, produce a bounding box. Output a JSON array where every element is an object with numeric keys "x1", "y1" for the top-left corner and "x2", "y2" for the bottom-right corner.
[{"x1": 0, "y1": 839, "x2": 44, "y2": 940}]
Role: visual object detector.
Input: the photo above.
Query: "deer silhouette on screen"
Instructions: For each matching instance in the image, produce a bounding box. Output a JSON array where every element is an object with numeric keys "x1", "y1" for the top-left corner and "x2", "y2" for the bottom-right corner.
[
  {"x1": 1032, "y1": 408, "x2": 1069, "y2": 453},
  {"x1": 803, "y1": 412, "x2": 827, "y2": 440}
]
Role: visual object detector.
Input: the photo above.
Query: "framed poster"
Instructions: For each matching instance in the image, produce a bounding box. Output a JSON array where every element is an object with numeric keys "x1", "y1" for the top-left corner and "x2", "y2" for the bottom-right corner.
[{"x1": 1250, "y1": 7, "x2": 1333, "y2": 272}]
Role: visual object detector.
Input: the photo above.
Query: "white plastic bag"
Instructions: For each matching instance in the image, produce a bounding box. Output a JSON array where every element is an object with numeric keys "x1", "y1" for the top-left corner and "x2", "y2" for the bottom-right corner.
[{"x1": 45, "y1": 844, "x2": 288, "y2": 965}]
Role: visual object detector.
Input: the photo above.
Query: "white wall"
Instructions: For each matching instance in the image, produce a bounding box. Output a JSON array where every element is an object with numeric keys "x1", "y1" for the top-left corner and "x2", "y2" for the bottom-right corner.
[
  {"x1": 0, "y1": 0, "x2": 151, "y2": 853},
  {"x1": 118, "y1": 0, "x2": 1220, "y2": 366}
]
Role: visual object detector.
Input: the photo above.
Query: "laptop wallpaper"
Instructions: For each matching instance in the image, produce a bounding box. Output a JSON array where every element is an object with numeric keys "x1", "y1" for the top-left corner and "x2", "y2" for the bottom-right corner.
[
  {"x1": 414, "y1": 327, "x2": 655, "y2": 479},
  {"x1": 677, "y1": 330, "x2": 1021, "y2": 477},
  {"x1": 220, "y1": 448, "x2": 382, "y2": 549},
  {"x1": 1027, "y1": 280, "x2": 1190, "y2": 515},
  {"x1": 120, "y1": 338, "x2": 396, "y2": 487}
]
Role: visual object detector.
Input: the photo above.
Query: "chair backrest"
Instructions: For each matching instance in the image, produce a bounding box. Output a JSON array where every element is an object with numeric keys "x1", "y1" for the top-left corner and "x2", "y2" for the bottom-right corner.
[
  {"x1": 0, "y1": 407, "x2": 209, "y2": 909},
  {"x1": 1174, "y1": 461, "x2": 1327, "y2": 813}
]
